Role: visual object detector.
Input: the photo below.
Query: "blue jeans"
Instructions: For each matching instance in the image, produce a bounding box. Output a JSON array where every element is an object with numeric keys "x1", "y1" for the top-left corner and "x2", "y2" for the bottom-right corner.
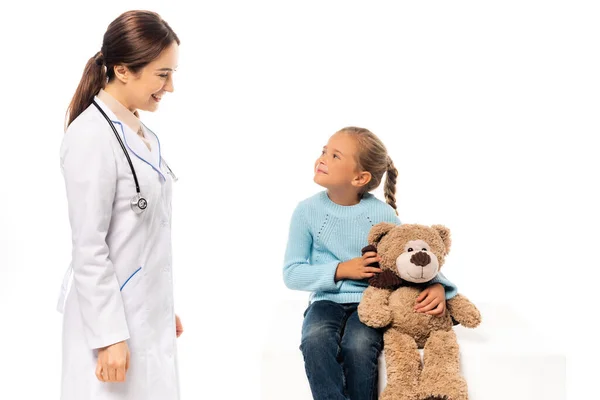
[{"x1": 300, "y1": 300, "x2": 383, "y2": 400}]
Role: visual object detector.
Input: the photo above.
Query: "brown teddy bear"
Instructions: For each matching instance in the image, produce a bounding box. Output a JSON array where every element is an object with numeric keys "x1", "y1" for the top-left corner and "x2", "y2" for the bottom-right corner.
[{"x1": 357, "y1": 223, "x2": 481, "y2": 400}]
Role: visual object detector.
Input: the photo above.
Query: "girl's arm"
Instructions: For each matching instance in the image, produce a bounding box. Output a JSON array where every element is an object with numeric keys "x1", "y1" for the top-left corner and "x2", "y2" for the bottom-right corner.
[
  {"x1": 429, "y1": 271, "x2": 458, "y2": 300},
  {"x1": 282, "y1": 205, "x2": 343, "y2": 292}
]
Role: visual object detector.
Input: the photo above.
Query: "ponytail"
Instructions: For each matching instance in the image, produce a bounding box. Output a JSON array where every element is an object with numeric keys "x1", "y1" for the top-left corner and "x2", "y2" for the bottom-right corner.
[
  {"x1": 65, "y1": 51, "x2": 107, "y2": 130},
  {"x1": 384, "y1": 157, "x2": 398, "y2": 215}
]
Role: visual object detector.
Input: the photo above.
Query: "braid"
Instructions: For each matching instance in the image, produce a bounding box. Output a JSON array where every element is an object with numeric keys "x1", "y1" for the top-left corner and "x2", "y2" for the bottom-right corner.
[
  {"x1": 337, "y1": 126, "x2": 397, "y2": 214},
  {"x1": 384, "y1": 157, "x2": 398, "y2": 215}
]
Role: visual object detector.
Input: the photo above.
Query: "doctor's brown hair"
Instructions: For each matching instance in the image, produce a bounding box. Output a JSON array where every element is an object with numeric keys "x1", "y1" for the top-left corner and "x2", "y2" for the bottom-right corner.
[
  {"x1": 338, "y1": 127, "x2": 399, "y2": 215},
  {"x1": 65, "y1": 10, "x2": 180, "y2": 129}
]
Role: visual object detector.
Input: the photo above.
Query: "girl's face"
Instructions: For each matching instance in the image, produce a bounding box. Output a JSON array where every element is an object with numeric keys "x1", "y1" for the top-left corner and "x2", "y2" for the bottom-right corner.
[
  {"x1": 314, "y1": 132, "x2": 369, "y2": 191},
  {"x1": 118, "y1": 41, "x2": 179, "y2": 112}
]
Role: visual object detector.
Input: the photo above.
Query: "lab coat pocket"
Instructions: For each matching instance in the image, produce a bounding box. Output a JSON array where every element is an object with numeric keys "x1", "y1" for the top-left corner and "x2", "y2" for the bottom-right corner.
[
  {"x1": 120, "y1": 266, "x2": 147, "y2": 352},
  {"x1": 120, "y1": 266, "x2": 145, "y2": 313},
  {"x1": 120, "y1": 266, "x2": 142, "y2": 291}
]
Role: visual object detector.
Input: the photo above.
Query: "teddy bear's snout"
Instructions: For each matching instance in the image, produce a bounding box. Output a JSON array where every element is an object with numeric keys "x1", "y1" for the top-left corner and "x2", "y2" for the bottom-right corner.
[{"x1": 410, "y1": 251, "x2": 431, "y2": 267}]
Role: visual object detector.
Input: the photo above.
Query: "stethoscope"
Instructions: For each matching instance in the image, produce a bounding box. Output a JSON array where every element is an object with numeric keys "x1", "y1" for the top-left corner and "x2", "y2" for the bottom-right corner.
[{"x1": 92, "y1": 100, "x2": 177, "y2": 214}]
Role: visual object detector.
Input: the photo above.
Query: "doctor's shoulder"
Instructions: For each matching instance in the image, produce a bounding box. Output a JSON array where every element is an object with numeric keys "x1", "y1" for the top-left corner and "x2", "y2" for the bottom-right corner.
[{"x1": 61, "y1": 105, "x2": 118, "y2": 164}]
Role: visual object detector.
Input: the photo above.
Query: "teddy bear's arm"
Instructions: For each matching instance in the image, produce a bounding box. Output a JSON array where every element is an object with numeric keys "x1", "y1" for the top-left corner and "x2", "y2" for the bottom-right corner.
[
  {"x1": 446, "y1": 294, "x2": 482, "y2": 328},
  {"x1": 358, "y1": 286, "x2": 393, "y2": 329}
]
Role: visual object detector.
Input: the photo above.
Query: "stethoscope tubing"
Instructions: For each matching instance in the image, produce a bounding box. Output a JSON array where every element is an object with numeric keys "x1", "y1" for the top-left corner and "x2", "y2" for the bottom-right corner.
[{"x1": 92, "y1": 100, "x2": 142, "y2": 194}]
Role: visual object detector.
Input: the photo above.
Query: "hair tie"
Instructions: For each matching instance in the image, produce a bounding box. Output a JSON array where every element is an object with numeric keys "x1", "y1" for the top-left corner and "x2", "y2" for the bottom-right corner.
[{"x1": 94, "y1": 51, "x2": 105, "y2": 66}]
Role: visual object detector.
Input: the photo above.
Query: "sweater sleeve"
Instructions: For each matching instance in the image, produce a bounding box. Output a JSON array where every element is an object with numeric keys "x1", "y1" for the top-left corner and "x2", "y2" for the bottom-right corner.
[
  {"x1": 282, "y1": 205, "x2": 343, "y2": 292},
  {"x1": 430, "y1": 271, "x2": 458, "y2": 300}
]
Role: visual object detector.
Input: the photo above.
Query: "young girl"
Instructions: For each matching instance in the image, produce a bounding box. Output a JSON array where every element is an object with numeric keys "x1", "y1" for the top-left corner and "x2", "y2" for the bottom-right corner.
[{"x1": 283, "y1": 127, "x2": 458, "y2": 400}]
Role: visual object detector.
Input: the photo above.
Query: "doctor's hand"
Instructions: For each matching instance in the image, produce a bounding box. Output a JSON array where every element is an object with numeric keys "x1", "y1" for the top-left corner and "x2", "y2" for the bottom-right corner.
[
  {"x1": 175, "y1": 314, "x2": 184, "y2": 338},
  {"x1": 95, "y1": 341, "x2": 130, "y2": 383}
]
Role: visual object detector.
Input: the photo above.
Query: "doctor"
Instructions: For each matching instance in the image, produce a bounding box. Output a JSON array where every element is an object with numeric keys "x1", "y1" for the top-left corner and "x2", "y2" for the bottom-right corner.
[{"x1": 59, "y1": 10, "x2": 183, "y2": 400}]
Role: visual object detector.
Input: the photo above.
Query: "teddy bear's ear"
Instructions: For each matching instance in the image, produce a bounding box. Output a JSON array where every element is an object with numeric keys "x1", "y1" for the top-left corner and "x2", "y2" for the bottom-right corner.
[
  {"x1": 368, "y1": 222, "x2": 396, "y2": 246},
  {"x1": 432, "y1": 224, "x2": 452, "y2": 254}
]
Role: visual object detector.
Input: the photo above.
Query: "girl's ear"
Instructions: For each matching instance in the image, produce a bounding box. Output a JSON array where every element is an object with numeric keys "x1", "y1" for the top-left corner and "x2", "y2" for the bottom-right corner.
[{"x1": 352, "y1": 171, "x2": 372, "y2": 189}]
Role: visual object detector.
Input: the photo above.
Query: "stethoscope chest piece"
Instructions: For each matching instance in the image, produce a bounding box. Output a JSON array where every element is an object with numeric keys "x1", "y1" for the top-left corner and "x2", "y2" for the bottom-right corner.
[{"x1": 131, "y1": 193, "x2": 148, "y2": 214}]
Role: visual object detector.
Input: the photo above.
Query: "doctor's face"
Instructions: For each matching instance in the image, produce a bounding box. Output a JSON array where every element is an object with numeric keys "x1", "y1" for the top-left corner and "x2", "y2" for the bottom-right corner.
[{"x1": 128, "y1": 41, "x2": 179, "y2": 112}]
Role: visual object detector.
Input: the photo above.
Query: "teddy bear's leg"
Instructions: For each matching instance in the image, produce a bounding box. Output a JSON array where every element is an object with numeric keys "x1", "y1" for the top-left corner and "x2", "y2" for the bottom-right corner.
[
  {"x1": 417, "y1": 329, "x2": 468, "y2": 400},
  {"x1": 380, "y1": 329, "x2": 421, "y2": 400}
]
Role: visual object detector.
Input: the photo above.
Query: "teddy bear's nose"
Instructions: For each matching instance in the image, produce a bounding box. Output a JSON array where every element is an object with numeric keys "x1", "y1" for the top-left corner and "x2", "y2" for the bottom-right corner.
[{"x1": 410, "y1": 251, "x2": 431, "y2": 267}]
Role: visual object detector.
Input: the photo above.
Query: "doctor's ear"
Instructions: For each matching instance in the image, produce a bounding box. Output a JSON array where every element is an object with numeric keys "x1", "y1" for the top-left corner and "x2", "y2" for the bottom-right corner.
[{"x1": 113, "y1": 65, "x2": 131, "y2": 83}]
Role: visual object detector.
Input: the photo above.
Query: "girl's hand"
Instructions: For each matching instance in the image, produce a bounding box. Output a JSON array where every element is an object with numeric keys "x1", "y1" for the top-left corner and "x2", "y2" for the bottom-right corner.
[
  {"x1": 175, "y1": 314, "x2": 184, "y2": 338},
  {"x1": 414, "y1": 283, "x2": 446, "y2": 316},
  {"x1": 335, "y1": 251, "x2": 382, "y2": 281}
]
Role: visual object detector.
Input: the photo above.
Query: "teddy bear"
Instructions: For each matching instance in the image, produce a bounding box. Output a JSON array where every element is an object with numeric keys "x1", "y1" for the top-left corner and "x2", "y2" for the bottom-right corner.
[{"x1": 357, "y1": 223, "x2": 481, "y2": 400}]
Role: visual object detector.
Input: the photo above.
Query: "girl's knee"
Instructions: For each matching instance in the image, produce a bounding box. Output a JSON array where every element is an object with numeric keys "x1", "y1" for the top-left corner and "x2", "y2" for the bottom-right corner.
[
  {"x1": 300, "y1": 322, "x2": 340, "y2": 355},
  {"x1": 341, "y1": 329, "x2": 382, "y2": 358}
]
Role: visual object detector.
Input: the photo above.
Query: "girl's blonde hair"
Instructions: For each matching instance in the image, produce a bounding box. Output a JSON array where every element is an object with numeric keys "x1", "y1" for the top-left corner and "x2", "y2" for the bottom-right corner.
[{"x1": 338, "y1": 126, "x2": 398, "y2": 215}]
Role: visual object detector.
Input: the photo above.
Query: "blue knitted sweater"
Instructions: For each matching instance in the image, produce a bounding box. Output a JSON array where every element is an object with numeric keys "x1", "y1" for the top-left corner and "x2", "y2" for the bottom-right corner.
[{"x1": 283, "y1": 191, "x2": 457, "y2": 304}]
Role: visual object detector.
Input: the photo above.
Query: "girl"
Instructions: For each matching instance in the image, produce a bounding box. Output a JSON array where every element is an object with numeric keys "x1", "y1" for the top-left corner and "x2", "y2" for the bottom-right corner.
[
  {"x1": 59, "y1": 10, "x2": 183, "y2": 400},
  {"x1": 283, "y1": 127, "x2": 458, "y2": 400}
]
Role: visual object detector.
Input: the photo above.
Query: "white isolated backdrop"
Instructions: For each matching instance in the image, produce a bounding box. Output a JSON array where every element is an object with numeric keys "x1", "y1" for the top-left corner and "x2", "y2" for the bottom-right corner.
[{"x1": 0, "y1": 0, "x2": 597, "y2": 399}]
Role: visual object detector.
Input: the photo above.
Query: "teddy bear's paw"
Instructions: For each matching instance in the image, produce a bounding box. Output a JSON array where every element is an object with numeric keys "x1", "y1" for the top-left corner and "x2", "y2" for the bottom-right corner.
[
  {"x1": 366, "y1": 310, "x2": 393, "y2": 327},
  {"x1": 417, "y1": 375, "x2": 467, "y2": 400},
  {"x1": 380, "y1": 384, "x2": 418, "y2": 400},
  {"x1": 360, "y1": 306, "x2": 393, "y2": 328},
  {"x1": 418, "y1": 392, "x2": 463, "y2": 400}
]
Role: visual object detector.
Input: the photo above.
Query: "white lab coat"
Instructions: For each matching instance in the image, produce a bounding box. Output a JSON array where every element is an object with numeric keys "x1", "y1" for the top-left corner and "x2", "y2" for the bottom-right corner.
[{"x1": 58, "y1": 96, "x2": 179, "y2": 400}]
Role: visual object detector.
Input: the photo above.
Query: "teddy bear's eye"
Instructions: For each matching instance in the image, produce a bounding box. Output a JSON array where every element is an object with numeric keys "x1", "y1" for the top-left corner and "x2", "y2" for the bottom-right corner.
[
  {"x1": 408, "y1": 248, "x2": 413, "y2": 252},
  {"x1": 422, "y1": 248, "x2": 427, "y2": 252}
]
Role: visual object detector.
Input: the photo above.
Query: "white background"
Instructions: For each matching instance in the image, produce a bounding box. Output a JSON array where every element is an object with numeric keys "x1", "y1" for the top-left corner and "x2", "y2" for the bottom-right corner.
[{"x1": 0, "y1": 0, "x2": 597, "y2": 398}]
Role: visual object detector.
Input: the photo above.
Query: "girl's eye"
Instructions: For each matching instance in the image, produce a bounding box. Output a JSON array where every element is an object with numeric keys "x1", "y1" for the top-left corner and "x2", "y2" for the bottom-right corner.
[
  {"x1": 333, "y1": 154, "x2": 340, "y2": 159},
  {"x1": 159, "y1": 74, "x2": 168, "y2": 78},
  {"x1": 321, "y1": 150, "x2": 326, "y2": 155}
]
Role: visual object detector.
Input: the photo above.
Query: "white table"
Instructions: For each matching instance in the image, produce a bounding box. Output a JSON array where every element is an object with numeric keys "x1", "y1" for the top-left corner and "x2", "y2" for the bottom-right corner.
[{"x1": 261, "y1": 300, "x2": 565, "y2": 399}]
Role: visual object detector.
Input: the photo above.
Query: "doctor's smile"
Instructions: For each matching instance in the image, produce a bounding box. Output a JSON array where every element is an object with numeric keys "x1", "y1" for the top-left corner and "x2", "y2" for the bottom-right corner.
[{"x1": 57, "y1": 10, "x2": 184, "y2": 399}]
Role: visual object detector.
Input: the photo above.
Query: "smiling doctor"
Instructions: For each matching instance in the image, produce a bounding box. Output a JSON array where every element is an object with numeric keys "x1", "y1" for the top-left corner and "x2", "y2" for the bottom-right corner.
[{"x1": 58, "y1": 10, "x2": 183, "y2": 400}]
